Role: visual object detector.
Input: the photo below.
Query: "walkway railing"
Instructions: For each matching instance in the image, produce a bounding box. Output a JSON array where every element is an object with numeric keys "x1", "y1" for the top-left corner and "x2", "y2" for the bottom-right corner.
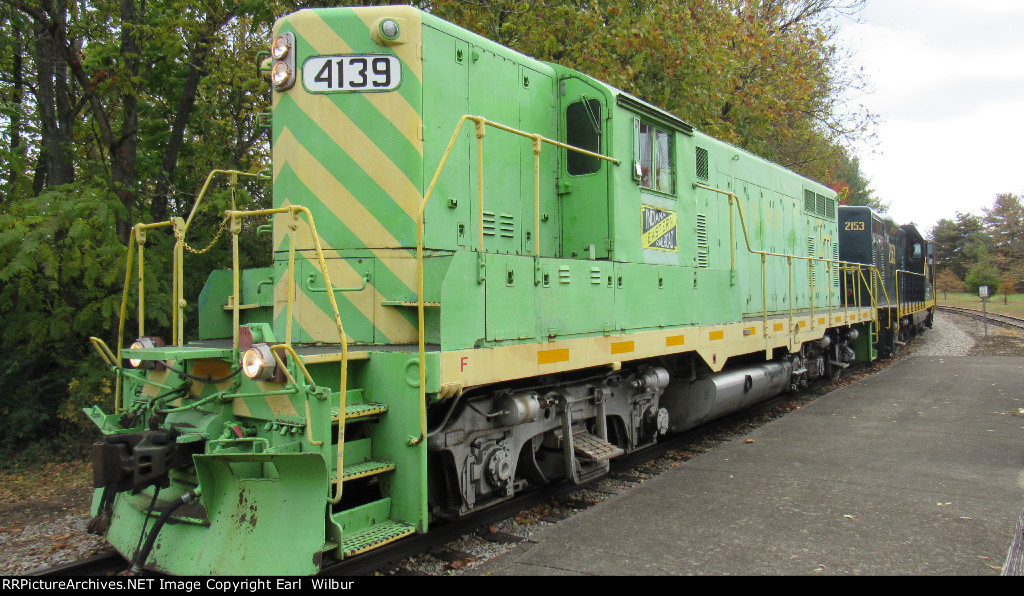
[
  {"x1": 693, "y1": 182, "x2": 895, "y2": 348},
  {"x1": 92, "y1": 170, "x2": 355, "y2": 504}
]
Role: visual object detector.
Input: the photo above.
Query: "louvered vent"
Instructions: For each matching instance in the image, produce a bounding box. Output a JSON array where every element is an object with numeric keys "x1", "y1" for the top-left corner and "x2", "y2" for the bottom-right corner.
[
  {"x1": 696, "y1": 214, "x2": 709, "y2": 268},
  {"x1": 832, "y1": 243, "x2": 840, "y2": 286},
  {"x1": 804, "y1": 190, "x2": 816, "y2": 214},
  {"x1": 803, "y1": 190, "x2": 836, "y2": 221},
  {"x1": 482, "y1": 212, "x2": 516, "y2": 238},
  {"x1": 483, "y1": 211, "x2": 496, "y2": 236},
  {"x1": 499, "y1": 213, "x2": 515, "y2": 238},
  {"x1": 695, "y1": 147, "x2": 709, "y2": 180},
  {"x1": 808, "y1": 237, "x2": 817, "y2": 287}
]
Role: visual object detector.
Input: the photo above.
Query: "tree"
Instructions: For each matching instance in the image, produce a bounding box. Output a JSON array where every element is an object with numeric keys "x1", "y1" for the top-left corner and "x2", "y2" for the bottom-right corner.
[
  {"x1": 934, "y1": 269, "x2": 965, "y2": 300},
  {"x1": 0, "y1": 0, "x2": 291, "y2": 456},
  {"x1": 984, "y1": 193, "x2": 1024, "y2": 266},
  {"x1": 828, "y1": 147, "x2": 885, "y2": 211},
  {"x1": 964, "y1": 261, "x2": 1001, "y2": 296},
  {"x1": 999, "y1": 271, "x2": 1017, "y2": 304},
  {"x1": 930, "y1": 213, "x2": 990, "y2": 281},
  {"x1": 422, "y1": 0, "x2": 875, "y2": 184}
]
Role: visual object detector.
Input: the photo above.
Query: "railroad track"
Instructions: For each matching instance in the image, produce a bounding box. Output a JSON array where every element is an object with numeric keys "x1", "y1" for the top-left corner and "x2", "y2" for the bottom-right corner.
[
  {"x1": 936, "y1": 305, "x2": 1024, "y2": 331},
  {"x1": 25, "y1": 549, "x2": 129, "y2": 577}
]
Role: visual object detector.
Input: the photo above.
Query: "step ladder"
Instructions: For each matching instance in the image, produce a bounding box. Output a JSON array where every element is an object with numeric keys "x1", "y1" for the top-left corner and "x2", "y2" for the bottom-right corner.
[
  {"x1": 558, "y1": 391, "x2": 622, "y2": 484},
  {"x1": 326, "y1": 390, "x2": 416, "y2": 560}
]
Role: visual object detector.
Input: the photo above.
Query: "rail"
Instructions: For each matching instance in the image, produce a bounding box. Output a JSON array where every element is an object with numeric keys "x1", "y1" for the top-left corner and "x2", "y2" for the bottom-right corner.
[{"x1": 414, "y1": 114, "x2": 621, "y2": 420}]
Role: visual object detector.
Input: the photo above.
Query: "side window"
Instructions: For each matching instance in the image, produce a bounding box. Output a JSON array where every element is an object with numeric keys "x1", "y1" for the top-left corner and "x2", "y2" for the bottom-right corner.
[
  {"x1": 633, "y1": 119, "x2": 674, "y2": 194},
  {"x1": 912, "y1": 243, "x2": 922, "y2": 258},
  {"x1": 566, "y1": 99, "x2": 602, "y2": 175}
]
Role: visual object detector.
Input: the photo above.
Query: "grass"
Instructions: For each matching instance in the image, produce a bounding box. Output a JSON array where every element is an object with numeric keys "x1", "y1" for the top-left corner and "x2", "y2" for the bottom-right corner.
[{"x1": 936, "y1": 292, "x2": 1024, "y2": 318}]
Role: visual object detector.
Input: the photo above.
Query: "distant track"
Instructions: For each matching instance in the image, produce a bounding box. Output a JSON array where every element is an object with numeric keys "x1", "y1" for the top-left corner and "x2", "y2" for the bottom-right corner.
[{"x1": 936, "y1": 305, "x2": 1024, "y2": 331}]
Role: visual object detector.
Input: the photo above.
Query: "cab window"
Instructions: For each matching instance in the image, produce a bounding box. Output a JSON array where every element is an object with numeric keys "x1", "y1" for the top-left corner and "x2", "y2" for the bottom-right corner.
[
  {"x1": 566, "y1": 99, "x2": 602, "y2": 175},
  {"x1": 634, "y1": 119, "x2": 674, "y2": 194}
]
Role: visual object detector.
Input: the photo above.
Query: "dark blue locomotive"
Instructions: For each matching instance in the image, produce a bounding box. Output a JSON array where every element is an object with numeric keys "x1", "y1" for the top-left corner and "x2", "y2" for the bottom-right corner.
[{"x1": 839, "y1": 205, "x2": 934, "y2": 358}]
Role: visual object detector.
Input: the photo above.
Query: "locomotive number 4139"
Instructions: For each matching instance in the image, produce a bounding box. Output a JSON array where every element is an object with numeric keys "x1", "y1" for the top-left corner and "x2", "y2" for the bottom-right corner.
[{"x1": 302, "y1": 55, "x2": 401, "y2": 92}]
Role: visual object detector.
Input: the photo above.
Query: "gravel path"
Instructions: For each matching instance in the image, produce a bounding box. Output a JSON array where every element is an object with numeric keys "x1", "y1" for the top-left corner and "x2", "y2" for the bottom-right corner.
[
  {"x1": 914, "y1": 312, "x2": 976, "y2": 356},
  {"x1": 0, "y1": 310, "x2": 1016, "y2": 576}
]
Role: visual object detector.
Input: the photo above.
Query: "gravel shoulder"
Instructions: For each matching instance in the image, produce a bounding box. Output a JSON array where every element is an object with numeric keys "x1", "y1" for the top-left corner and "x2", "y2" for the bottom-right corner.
[{"x1": 0, "y1": 310, "x2": 1018, "y2": 576}]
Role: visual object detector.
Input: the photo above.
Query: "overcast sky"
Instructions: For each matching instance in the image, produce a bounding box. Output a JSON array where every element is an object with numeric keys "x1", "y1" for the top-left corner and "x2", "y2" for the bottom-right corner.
[{"x1": 836, "y1": 0, "x2": 1024, "y2": 237}]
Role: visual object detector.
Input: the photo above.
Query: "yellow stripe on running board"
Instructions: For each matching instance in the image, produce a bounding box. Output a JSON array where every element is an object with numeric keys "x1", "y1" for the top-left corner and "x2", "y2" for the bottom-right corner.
[{"x1": 538, "y1": 348, "x2": 570, "y2": 364}]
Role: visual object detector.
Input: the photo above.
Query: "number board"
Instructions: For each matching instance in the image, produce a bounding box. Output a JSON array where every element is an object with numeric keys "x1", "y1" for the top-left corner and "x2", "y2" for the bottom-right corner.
[
  {"x1": 302, "y1": 55, "x2": 401, "y2": 92},
  {"x1": 641, "y1": 205, "x2": 677, "y2": 252}
]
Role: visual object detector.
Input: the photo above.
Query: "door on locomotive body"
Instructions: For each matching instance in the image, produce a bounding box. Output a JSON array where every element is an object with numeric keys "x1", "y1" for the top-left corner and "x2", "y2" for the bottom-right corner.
[{"x1": 558, "y1": 76, "x2": 611, "y2": 259}]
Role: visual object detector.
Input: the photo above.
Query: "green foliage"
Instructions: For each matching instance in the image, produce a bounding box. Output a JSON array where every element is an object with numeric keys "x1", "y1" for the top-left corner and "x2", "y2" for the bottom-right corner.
[
  {"x1": 0, "y1": 0, "x2": 286, "y2": 456},
  {"x1": 964, "y1": 262, "x2": 1001, "y2": 296},
  {"x1": 0, "y1": 184, "x2": 129, "y2": 452}
]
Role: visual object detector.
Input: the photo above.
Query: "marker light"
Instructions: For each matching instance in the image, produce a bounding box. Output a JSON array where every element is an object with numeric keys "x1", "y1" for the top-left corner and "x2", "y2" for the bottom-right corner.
[
  {"x1": 372, "y1": 17, "x2": 402, "y2": 46},
  {"x1": 379, "y1": 19, "x2": 400, "y2": 40},
  {"x1": 242, "y1": 343, "x2": 276, "y2": 381}
]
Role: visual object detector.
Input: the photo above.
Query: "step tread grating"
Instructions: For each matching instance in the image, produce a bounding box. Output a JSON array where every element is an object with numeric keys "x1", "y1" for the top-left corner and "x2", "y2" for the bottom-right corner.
[
  {"x1": 573, "y1": 431, "x2": 624, "y2": 462},
  {"x1": 339, "y1": 520, "x2": 416, "y2": 557},
  {"x1": 331, "y1": 402, "x2": 389, "y2": 421},
  {"x1": 342, "y1": 460, "x2": 396, "y2": 481}
]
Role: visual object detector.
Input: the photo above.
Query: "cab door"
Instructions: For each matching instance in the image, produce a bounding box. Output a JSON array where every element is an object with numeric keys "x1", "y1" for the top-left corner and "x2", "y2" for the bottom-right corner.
[{"x1": 558, "y1": 76, "x2": 610, "y2": 259}]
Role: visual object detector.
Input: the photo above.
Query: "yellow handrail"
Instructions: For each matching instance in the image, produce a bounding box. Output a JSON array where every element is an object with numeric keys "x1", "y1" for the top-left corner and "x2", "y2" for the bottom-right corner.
[
  {"x1": 113, "y1": 175, "x2": 352, "y2": 503},
  {"x1": 220, "y1": 205, "x2": 352, "y2": 504},
  {"x1": 694, "y1": 182, "x2": 898, "y2": 339},
  {"x1": 896, "y1": 269, "x2": 929, "y2": 317}
]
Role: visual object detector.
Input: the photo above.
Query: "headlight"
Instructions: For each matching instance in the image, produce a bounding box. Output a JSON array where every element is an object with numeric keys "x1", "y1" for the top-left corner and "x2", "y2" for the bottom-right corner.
[
  {"x1": 271, "y1": 35, "x2": 291, "y2": 60},
  {"x1": 128, "y1": 337, "x2": 162, "y2": 369},
  {"x1": 271, "y1": 62, "x2": 292, "y2": 88},
  {"x1": 270, "y1": 31, "x2": 296, "y2": 91},
  {"x1": 242, "y1": 343, "x2": 276, "y2": 381}
]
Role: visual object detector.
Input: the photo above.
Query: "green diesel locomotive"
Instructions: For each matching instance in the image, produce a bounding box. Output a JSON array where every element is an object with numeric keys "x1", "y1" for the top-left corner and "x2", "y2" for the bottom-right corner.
[{"x1": 85, "y1": 5, "x2": 934, "y2": 575}]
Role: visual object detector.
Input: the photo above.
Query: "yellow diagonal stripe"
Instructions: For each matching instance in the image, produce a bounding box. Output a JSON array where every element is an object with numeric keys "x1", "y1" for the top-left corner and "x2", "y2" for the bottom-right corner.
[
  {"x1": 287, "y1": 90, "x2": 421, "y2": 219},
  {"x1": 296, "y1": 10, "x2": 423, "y2": 157},
  {"x1": 275, "y1": 128, "x2": 405, "y2": 248}
]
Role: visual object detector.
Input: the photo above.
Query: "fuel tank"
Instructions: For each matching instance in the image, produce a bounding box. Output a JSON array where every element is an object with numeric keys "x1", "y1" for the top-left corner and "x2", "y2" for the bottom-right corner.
[{"x1": 662, "y1": 361, "x2": 794, "y2": 432}]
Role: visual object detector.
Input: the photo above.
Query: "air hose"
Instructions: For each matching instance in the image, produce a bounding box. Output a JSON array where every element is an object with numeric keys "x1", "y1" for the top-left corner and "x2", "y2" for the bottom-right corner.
[{"x1": 126, "y1": 488, "x2": 202, "y2": 575}]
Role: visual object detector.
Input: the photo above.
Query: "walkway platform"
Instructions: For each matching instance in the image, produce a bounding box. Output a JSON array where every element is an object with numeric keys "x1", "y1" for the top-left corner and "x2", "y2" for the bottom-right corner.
[{"x1": 470, "y1": 357, "x2": 1024, "y2": 575}]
